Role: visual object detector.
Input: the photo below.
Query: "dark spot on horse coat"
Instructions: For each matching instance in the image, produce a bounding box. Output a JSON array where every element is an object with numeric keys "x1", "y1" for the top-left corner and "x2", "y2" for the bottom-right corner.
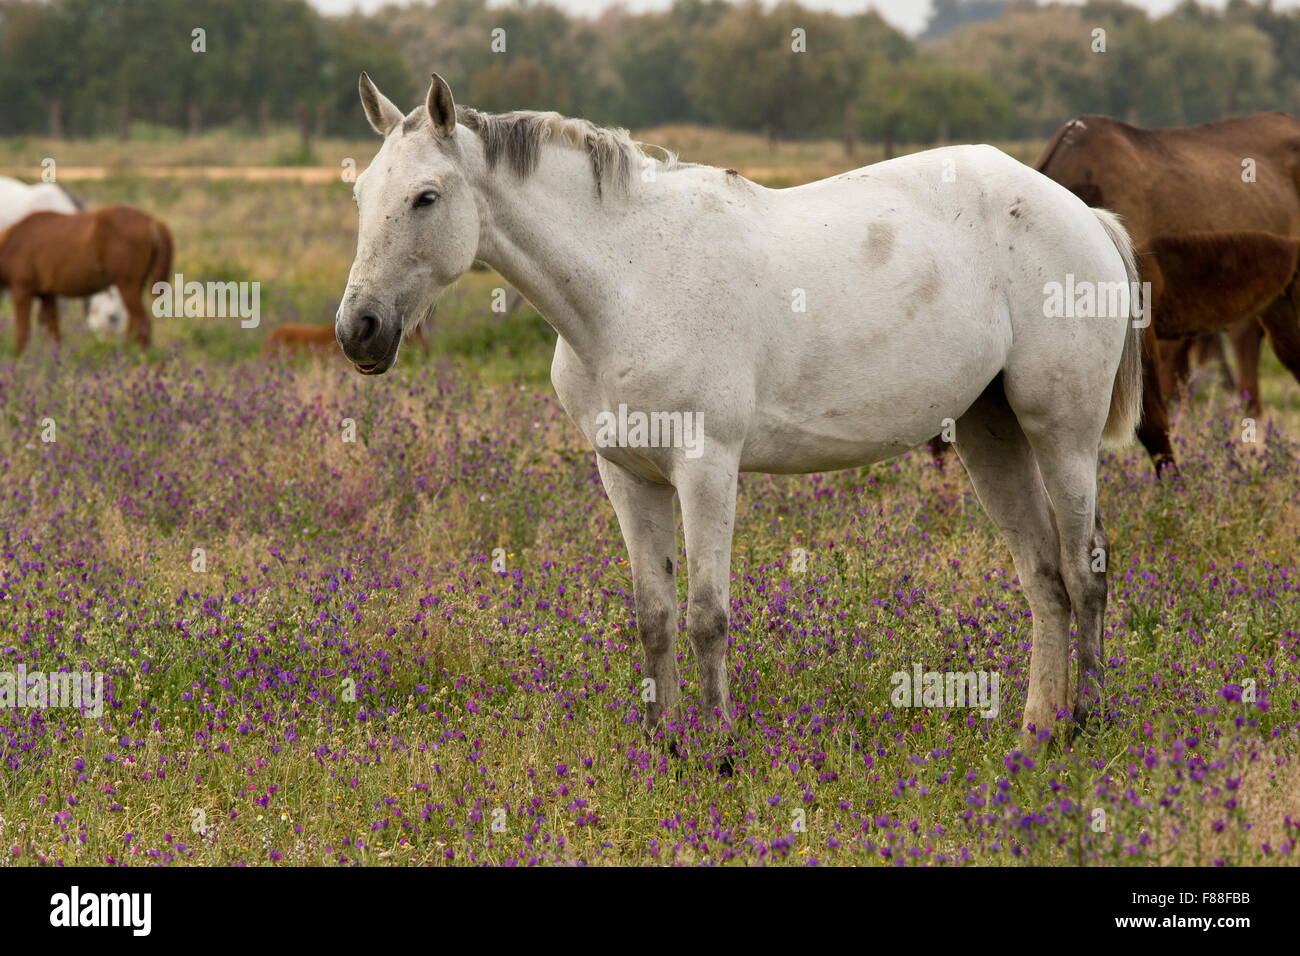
[
  {"x1": 665, "y1": 557, "x2": 674, "y2": 574},
  {"x1": 863, "y1": 222, "x2": 896, "y2": 266},
  {"x1": 914, "y1": 270, "x2": 942, "y2": 306}
]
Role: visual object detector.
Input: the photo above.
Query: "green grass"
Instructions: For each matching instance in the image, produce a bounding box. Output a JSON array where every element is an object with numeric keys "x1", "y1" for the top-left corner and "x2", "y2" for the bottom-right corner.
[{"x1": 0, "y1": 135, "x2": 1296, "y2": 867}]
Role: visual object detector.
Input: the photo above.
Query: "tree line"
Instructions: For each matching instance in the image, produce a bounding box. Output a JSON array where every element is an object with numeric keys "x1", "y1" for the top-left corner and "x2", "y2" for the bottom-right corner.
[{"x1": 1, "y1": 0, "x2": 1297, "y2": 145}]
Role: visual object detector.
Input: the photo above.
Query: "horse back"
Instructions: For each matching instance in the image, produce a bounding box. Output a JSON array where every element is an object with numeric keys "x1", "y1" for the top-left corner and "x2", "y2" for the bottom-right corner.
[
  {"x1": 89, "y1": 204, "x2": 162, "y2": 246},
  {"x1": 1036, "y1": 112, "x2": 1300, "y2": 243},
  {"x1": 0, "y1": 210, "x2": 98, "y2": 290}
]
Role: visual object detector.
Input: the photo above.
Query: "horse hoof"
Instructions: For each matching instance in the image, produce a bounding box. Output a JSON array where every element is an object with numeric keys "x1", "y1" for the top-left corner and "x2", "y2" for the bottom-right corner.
[
  {"x1": 1071, "y1": 701, "x2": 1107, "y2": 738},
  {"x1": 1072, "y1": 701, "x2": 1089, "y2": 725}
]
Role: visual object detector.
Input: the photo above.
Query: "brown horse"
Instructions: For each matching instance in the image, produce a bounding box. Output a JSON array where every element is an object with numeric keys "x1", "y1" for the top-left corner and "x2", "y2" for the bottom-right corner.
[
  {"x1": 1034, "y1": 112, "x2": 1300, "y2": 471},
  {"x1": 0, "y1": 204, "x2": 171, "y2": 352},
  {"x1": 263, "y1": 323, "x2": 341, "y2": 356},
  {"x1": 263, "y1": 321, "x2": 428, "y2": 356}
]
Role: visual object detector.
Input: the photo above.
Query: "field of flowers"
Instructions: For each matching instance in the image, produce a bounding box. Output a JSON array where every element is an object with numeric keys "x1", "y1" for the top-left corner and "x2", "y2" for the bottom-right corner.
[
  {"x1": 0, "y1": 147, "x2": 1296, "y2": 866},
  {"x1": 1, "y1": 332, "x2": 1297, "y2": 866}
]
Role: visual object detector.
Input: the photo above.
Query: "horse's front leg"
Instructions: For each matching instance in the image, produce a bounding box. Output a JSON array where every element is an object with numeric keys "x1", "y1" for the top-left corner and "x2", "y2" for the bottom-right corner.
[
  {"x1": 1227, "y1": 319, "x2": 1264, "y2": 416},
  {"x1": 596, "y1": 457, "x2": 681, "y2": 734},
  {"x1": 676, "y1": 457, "x2": 739, "y2": 731}
]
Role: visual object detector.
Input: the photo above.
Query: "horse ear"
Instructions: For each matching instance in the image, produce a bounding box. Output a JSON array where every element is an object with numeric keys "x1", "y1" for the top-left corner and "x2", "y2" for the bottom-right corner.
[
  {"x1": 359, "y1": 72, "x2": 403, "y2": 136},
  {"x1": 426, "y1": 73, "x2": 457, "y2": 138}
]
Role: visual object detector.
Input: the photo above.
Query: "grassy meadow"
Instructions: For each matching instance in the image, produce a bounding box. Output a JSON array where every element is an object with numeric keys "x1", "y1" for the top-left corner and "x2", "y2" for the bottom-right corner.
[{"x1": 0, "y1": 129, "x2": 1297, "y2": 866}]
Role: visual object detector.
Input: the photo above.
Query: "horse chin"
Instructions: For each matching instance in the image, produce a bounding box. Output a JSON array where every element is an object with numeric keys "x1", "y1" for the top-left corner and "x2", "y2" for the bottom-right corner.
[
  {"x1": 353, "y1": 356, "x2": 394, "y2": 375},
  {"x1": 352, "y1": 330, "x2": 401, "y2": 376}
]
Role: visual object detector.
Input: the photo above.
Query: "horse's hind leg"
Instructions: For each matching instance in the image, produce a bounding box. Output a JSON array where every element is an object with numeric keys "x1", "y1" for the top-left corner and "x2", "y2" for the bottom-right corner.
[
  {"x1": 1201, "y1": 330, "x2": 1236, "y2": 394},
  {"x1": 954, "y1": 380, "x2": 1072, "y2": 742},
  {"x1": 1137, "y1": 325, "x2": 1177, "y2": 473},
  {"x1": 1256, "y1": 277, "x2": 1300, "y2": 395},
  {"x1": 1006, "y1": 382, "x2": 1110, "y2": 734},
  {"x1": 116, "y1": 280, "x2": 151, "y2": 348},
  {"x1": 1157, "y1": 336, "x2": 1195, "y2": 405},
  {"x1": 37, "y1": 295, "x2": 61, "y2": 346},
  {"x1": 1227, "y1": 319, "x2": 1264, "y2": 416}
]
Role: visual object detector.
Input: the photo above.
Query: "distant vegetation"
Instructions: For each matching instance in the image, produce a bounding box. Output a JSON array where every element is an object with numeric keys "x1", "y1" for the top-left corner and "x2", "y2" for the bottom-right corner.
[{"x1": 1, "y1": 0, "x2": 1298, "y2": 149}]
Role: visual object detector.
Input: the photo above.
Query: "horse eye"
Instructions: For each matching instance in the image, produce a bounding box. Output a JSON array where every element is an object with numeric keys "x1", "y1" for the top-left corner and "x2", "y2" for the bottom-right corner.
[{"x1": 413, "y1": 190, "x2": 439, "y2": 208}]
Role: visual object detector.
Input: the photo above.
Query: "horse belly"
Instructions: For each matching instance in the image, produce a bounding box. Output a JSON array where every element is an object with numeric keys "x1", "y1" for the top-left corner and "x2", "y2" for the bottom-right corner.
[
  {"x1": 53, "y1": 273, "x2": 111, "y2": 298},
  {"x1": 741, "y1": 366, "x2": 996, "y2": 474},
  {"x1": 740, "y1": 258, "x2": 1010, "y2": 472}
]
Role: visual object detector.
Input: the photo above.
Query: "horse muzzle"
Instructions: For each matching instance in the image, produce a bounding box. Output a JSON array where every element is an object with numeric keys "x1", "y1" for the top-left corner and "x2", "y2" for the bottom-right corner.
[{"x1": 336, "y1": 300, "x2": 402, "y2": 375}]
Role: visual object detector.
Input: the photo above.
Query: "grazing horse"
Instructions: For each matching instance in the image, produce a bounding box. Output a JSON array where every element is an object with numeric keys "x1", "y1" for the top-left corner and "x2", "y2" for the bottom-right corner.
[
  {"x1": 263, "y1": 322, "x2": 343, "y2": 355},
  {"x1": 0, "y1": 176, "x2": 128, "y2": 333},
  {"x1": 337, "y1": 73, "x2": 1142, "y2": 742},
  {"x1": 0, "y1": 204, "x2": 171, "y2": 352},
  {"x1": 263, "y1": 320, "x2": 428, "y2": 356},
  {"x1": 1034, "y1": 113, "x2": 1300, "y2": 471}
]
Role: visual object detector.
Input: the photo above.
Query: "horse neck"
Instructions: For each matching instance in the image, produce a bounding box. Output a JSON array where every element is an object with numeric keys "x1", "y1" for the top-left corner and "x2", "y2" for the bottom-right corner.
[{"x1": 470, "y1": 143, "x2": 655, "y2": 360}]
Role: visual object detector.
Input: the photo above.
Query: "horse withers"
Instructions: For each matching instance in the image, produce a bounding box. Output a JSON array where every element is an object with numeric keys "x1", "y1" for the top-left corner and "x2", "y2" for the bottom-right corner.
[{"x1": 0, "y1": 204, "x2": 171, "y2": 353}]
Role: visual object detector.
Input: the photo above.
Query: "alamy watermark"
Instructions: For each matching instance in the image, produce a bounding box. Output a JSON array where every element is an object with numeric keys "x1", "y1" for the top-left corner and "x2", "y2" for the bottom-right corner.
[
  {"x1": 152, "y1": 272, "x2": 261, "y2": 328},
  {"x1": 49, "y1": 886, "x2": 151, "y2": 936},
  {"x1": 594, "y1": 404, "x2": 704, "y2": 459},
  {"x1": 890, "y1": 664, "x2": 1000, "y2": 718},
  {"x1": 1043, "y1": 275, "x2": 1151, "y2": 328},
  {"x1": 0, "y1": 666, "x2": 104, "y2": 718}
]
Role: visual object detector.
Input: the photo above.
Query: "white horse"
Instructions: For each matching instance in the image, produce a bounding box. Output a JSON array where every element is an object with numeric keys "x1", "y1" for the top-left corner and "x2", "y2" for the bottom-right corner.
[
  {"x1": 337, "y1": 74, "x2": 1143, "y2": 743},
  {"x1": 0, "y1": 177, "x2": 128, "y2": 336}
]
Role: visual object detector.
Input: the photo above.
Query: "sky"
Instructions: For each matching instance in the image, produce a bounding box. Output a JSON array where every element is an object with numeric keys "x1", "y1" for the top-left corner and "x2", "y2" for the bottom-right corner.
[{"x1": 308, "y1": 0, "x2": 1300, "y2": 36}]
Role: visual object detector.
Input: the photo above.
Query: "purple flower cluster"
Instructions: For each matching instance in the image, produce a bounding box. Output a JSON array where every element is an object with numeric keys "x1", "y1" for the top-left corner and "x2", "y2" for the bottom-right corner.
[{"x1": 0, "y1": 347, "x2": 1295, "y2": 865}]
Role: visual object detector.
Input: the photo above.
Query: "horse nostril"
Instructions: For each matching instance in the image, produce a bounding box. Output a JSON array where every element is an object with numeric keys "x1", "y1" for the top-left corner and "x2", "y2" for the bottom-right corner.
[{"x1": 357, "y1": 314, "x2": 379, "y2": 342}]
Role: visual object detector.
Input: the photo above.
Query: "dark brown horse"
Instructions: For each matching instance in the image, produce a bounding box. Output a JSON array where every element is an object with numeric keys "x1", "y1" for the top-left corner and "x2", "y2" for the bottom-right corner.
[
  {"x1": 0, "y1": 204, "x2": 172, "y2": 352},
  {"x1": 1035, "y1": 112, "x2": 1300, "y2": 471}
]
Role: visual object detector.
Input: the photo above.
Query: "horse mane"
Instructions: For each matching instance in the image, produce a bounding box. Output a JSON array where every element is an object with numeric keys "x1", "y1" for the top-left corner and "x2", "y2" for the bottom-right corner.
[{"x1": 403, "y1": 105, "x2": 680, "y2": 197}]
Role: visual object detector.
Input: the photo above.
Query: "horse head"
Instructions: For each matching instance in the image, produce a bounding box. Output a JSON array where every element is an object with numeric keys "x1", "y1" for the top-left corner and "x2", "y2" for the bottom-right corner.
[{"x1": 336, "y1": 72, "x2": 480, "y2": 375}]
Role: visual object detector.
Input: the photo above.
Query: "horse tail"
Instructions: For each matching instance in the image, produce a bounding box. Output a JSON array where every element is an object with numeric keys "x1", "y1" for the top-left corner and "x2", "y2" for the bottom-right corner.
[
  {"x1": 148, "y1": 218, "x2": 174, "y2": 292},
  {"x1": 1092, "y1": 207, "x2": 1144, "y2": 447}
]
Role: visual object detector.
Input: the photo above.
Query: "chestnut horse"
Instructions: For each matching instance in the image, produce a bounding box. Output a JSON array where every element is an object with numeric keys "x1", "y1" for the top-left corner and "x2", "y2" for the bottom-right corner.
[
  {"x1": 263, "y1": 320, "x2": 428, "y2": 356},
  {"x1": 262, "y1": 322, "x2": 341, "y2": 355},
  {"x1": 0, "y1": 204, "x2": 172, "y2": 352}
]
